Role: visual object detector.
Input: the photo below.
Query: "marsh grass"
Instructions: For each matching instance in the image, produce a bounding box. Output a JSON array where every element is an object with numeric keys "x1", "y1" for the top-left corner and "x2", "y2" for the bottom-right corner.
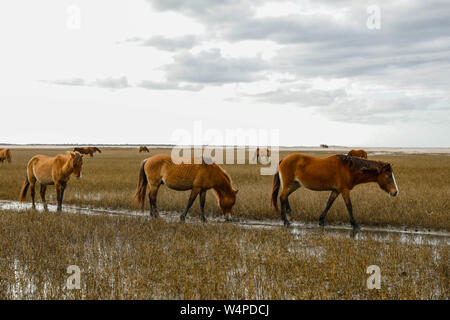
[
  {"x1": 0, "y1": 210, "x2": 448, "y2": 299},
  {"x1": 1, "y1": 148, "x2": 449, "y2": 230}
]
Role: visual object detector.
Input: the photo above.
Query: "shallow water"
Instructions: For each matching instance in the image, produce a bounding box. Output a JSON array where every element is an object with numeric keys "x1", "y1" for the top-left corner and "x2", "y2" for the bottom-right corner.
[{"x1": 1, "y1": 199, "x2": 448, "y2": 246}]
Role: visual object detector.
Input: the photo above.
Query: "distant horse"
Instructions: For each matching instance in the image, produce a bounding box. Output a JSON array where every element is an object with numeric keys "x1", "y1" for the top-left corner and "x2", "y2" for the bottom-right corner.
[
  {"x1": 253, "y1": 147, "x2": 271, "y2": 163},
  {"x1": 139, "y1": 146, "x2": 150, "y2": 153},
  {"x1": 348, "y1": 149, "x2": 368, "y2": 159},
  {"x1": 134, "y1": 154, "x2": 238, "y2": 222},
  {"x1": 73, "y1": 147, "x2": 101, "y2": 157},
  {"x1": 0, "y1": 148, "x2": 12, "y2": 163},
  {"x1": 19, "y1": 152, "x2": 84, "y2": 211},
  {"x1": 271, "y1": 154, "x2": 398, "y2": 229}
]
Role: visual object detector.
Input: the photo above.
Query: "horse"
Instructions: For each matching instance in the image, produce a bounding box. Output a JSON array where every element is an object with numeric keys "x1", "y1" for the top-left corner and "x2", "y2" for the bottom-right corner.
[
  {"x1": 19, "y1": 152, "x2": 84, "y2": 211},
  {"x1": 253, "y1": 147, "x2": 271, "y2": 163},
  {"x1": 73, "y1": 147, "x2": 101, "y2": 157},
  {"x1": 139, "y1": 146, "x2": 150, "y2": 153},
  {"x1": 134, "y1": 154, "x2": 238, "y2": 222},
  {"x1": 271, "y1": 153, "x2": 398, "y2": 230},
  {"x1": 348, "y1": 149, "x2": 368, "y2": 159},
  {"x1": 0, "y1": 148, "x2": 12, "y2": 163}
]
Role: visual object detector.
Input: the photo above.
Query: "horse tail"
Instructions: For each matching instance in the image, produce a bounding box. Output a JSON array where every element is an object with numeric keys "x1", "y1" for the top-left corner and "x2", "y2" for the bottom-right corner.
[
  {"x1": 19, "y1": 175, "x2": 30, "y2": 202},
  {"x1": 271, "y1": 160, "x2": 282, "y2": 211},
  {"x1": 6, "y1": 149, "x2": 12, "y2": 163},
  {"x1": 134, "y1": 159, "x2": 148, "y2": 211}
]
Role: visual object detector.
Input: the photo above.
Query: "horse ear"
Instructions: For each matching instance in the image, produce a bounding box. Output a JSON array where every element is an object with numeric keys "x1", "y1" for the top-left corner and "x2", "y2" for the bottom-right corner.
[{"x1": 70, "y1": 152, "x2": 76, "y2": 158}]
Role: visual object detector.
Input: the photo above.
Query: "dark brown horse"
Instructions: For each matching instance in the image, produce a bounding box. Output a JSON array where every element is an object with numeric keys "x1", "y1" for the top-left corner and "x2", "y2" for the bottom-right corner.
[
  {"x1": 271, "y1": 154, "x2": 398, "y2": 229},
  {"x1": 73, "y1": 147, "x2": 101, "y2": 157},
  {"x1": 139, "y1": 146, "x2": 150, "y2": 153},
  {"x1": 134, "y1": 154, "x2": 238, "y2": 222},
  {"x1": 348, "y1": 149, "x2": 368, "y2": 159},
  {"x1": 19, "y1": 152, "x2": 84, "y2": 211},
  {"x1": 0, "y1": 148, "x2": 12, "y2": 163}
]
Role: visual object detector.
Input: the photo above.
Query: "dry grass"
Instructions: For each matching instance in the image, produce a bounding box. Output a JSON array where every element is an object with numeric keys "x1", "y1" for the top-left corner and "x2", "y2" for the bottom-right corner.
[
  {"x1": 1, "y1": 148, "x2": 449, "y2": 230},
  {"x1": 0, "y1": 209, "x2": 447, "y2": 299}
]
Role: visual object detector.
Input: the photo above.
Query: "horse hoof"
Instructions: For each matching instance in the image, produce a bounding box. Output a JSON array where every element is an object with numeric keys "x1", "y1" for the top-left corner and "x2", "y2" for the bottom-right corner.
[
  {"x1": 180, "y1": 216, "x2": 185, "y2": 222},
  {"x1": 352, "y1": 224, "x2": 361, "y2": 231},
  {"x1": 319, "y1": 220, "x2": 325, "y2": 227},
  {"x1": 284, "y1": 220, "x2": 291, "y2": 227}
]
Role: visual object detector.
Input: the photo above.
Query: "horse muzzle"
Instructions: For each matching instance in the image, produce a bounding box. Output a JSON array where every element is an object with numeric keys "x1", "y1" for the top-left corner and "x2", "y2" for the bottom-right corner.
[
  {"x1": 76, "y1": 174, "x2": 82, "y2": 180},
  {"x1": 389, "y1": 191, "x2": 398, "y2": 197}
]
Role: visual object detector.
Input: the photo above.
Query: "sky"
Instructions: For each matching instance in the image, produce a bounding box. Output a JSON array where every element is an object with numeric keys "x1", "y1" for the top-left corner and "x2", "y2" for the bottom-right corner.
[{"x1": 0, "y1": 0, "x2": 449, "y2": 147}]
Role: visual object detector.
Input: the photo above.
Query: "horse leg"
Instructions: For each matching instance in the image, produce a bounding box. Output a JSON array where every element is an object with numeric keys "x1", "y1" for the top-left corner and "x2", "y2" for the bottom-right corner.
[
  {"x1": 180, "y1": 188, "x2": 201, "y2": 222},
  {"x1": 40, "y1": 184, "x2": 48, "y2": 211},
  {"x1": 55, "y1": 182, "x2": 64, "y2": 211},
  {"x1": 30, "y1": 178, "x2": 37, "y2": 210},
  {"x1": 199, "y1": 190, "x2": 207, "y2": 222},
  {"x1": 319, "y1": 190, "x2": 340, "y2": 227},
  {"x1": 60, "y1": 181, "x2": 67, "y2": 211},
  {"x1": 341, "y1": 190, "x2": 360, "y2": 230},
  {"x1": 280, "y1": 185, "x2": 296, "y2": 227},
  {"x1": 282, "y1": 181, "x2": 301, "y2": 222},
  {"x1": 148, "y1": 184, "x2": 160, "y2": 218}
]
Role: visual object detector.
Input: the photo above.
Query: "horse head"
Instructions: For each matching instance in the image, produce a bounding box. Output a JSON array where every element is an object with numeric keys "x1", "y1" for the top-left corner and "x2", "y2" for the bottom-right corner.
[
  {"x1": 219, "y1": 189, "x2": 238, "y2": 220},
  {"x1": 362, "y1": 163, "x2": 398, "y2": 197},
  {"x1": 70, "y1": 152, "x2": 84, "y2": 179}
]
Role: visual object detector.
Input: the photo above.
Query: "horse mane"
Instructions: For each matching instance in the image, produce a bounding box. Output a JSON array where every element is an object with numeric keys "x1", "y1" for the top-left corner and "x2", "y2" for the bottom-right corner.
[{"x1": 337, "y1": 154, "x2": 386, "y2": 173}]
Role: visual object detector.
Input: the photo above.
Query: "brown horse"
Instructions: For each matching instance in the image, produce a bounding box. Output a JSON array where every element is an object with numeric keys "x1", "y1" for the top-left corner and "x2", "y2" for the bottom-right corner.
[
  {"x1": 139, "y1": 146, "x2": 150, "y2": 153},
  {"x1": 348, "y1": 149, "x2": 368, "y2": 159},
  {"x1": 73, "y1": 147, "x2": 101, "y2": 157},
  {"x1": 134, "y1": 154, "x2": 238, "y2": 222},
  {"x1": 0, "y1": 148, "x2": 12, "y2": 163},
  {"x1": 253, "y1": 147, "x2": 271, "y2": 163},
  {"x1": 19, "y1": 152, "x2": 84, "y2": 211},
  {"x1": 271, "y1": 154, "x2": 398, "y2": 229}
]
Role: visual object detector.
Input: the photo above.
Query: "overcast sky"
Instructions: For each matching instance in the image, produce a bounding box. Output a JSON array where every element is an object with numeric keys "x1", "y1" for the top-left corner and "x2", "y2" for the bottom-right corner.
[{"x1": 0, "y1": 0, "x2": 449, "y2": 147}]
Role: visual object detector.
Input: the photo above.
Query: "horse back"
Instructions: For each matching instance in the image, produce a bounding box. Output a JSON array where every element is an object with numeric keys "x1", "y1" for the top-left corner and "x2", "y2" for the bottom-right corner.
[
  {"x1": 28, "y1": 154, "x2": 70, "y2": 184},
  {"x1": 280, "y1": 154, "x2": 350, "y2": 191},
  {"x1": 144, "y1": 154, "x2": 223, "y2": 191}
]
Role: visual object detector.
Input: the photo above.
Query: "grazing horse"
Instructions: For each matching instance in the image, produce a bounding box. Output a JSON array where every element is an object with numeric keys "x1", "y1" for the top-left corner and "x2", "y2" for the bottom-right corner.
[
  {"x1": 348, "y1": 149, "x2": 368, "y2": 159},
  {"x1": 19, "y1": 152, "x2": 84, "y2": 211},
  {"x1": 271, "y1": 153, "x2": 398, "y2": 230},
  {"x1": 73, "y1": 147, "x2": 101, "y2": 157},
  {"x1": 139, "y1": 146, "x2": 150, "y2": 153},
  {"x1": 0, "y1": 148, "x2": 12, "y2": 163},
  {"x1": 253, "y1": 147, "x2": 271, "y2": 163},
  {"x1": 134, "y1": 154, "x2": 238, "y2": 222}
]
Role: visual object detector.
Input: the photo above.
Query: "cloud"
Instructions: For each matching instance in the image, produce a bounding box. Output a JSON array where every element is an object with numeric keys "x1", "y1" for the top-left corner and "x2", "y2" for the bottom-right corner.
[
  {"x1": 138, "y1": 80, "x2": 204, "y2": 91},
  {"x1": 43, "y1": 76, "x2": 130, "y2": 89},
  {"x1": 164, "y1": 49, "x2": 268, "y2": 84},
  {"x1": 92, "y1": 76, "x2": 129, "y2": 89},
  {"x1": 126, "y1": 35, "x2": 198, "y2": 51}
]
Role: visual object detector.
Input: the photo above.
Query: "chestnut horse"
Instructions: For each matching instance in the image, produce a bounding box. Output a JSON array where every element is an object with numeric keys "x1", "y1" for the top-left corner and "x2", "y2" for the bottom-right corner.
[
  {"x1": 19, "y1": 152, "x2": 84, "y2": 211},
  {"x1": 134, "y1": 154, "x2": 238, "y2": 222},
  {"x1": 0, "y1": 148, "x2": 12, "y2": 163},
  {"x1": 253, "y1": 147, "x2": 271, "y2": 163},
  {"x1": 348, "y1": 149, "x2": 368, "y2": 159},
  {"x1": 139, "y1": 146, "x2": 150, "y2": 153},
  {"x1": 73, "y1": 147, "x2": 101, "y2": 157},
  {"x1": 271, "y1": 154, "x2": 398, "y2": 230}
]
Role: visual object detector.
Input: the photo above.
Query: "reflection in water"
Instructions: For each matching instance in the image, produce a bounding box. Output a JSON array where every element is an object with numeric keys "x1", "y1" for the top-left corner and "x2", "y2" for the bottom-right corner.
[{"x1": 0, "y1": 199, "x2": 448, "y2": 247}]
